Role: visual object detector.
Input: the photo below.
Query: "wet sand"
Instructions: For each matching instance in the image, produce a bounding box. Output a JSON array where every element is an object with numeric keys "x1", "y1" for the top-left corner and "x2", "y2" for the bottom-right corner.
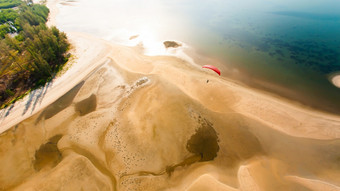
[{"x1": 1, "y1": 1, "x2": 340, "y2": 191}]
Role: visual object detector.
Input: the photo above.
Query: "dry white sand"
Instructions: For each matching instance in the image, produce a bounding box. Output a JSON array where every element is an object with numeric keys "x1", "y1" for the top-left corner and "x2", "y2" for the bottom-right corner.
[
  {"x1": 0, "y1": 0, "x2": 340, "y2": 191},
  {"x1": 45, "y1": 0, "x2": 59, "y2": 27}
]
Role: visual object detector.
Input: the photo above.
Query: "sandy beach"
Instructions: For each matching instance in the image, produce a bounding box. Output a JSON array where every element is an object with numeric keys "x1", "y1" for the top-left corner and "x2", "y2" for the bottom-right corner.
[{"x1": 1, "y1": 0, "x2": 340, "y2": 190}]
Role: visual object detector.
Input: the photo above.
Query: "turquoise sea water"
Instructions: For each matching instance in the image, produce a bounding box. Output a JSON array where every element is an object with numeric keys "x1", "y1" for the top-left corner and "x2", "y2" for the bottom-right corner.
[
  {"x1": 57, "y1": 0, "x2": 340, "y2": 112},
  {"x1": 165, "y1": 0, "x2": 340, "y2": 112}
]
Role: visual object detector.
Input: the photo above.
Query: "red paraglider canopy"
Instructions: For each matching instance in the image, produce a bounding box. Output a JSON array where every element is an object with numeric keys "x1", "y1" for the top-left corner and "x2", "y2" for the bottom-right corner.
[{"x1": 202, "y1": 65, "x2": 221, "y2": 76}]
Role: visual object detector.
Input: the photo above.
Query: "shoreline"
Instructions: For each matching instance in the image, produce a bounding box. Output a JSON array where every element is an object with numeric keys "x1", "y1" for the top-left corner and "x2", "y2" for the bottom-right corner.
[
  {"x1": 0, "y1": 1, "x2": 340, "y2": 190},
  {"x1": 45, "y1": 0, "x2": 59, "y2": 27},
  {"x1": 44, "y1": 0, "x2": 340, "y2": 115}
]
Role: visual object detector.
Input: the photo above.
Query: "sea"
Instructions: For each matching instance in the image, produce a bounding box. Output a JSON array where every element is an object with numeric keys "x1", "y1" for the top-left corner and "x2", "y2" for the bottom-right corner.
[{"x1": 56, "y1": 0, "x2": 340, "y2": 113}]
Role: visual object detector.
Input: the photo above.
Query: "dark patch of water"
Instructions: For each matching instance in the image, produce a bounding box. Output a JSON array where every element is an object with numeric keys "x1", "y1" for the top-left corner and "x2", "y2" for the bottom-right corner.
[
  {"x1": 186, "y1": 117, "x2": 219, "y2": 161},
  {"x1": 75, "y1": 94, "x2": 97, "y2": 116},
  {"x1": 33, "y1": 134, "x2": 63, "y2": 171}
]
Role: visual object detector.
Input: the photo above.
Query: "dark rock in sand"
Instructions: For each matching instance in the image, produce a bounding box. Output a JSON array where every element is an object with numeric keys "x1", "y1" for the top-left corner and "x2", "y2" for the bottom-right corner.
[{"x1": 163, "y1": 41, "x2": 182, "y2": 48}]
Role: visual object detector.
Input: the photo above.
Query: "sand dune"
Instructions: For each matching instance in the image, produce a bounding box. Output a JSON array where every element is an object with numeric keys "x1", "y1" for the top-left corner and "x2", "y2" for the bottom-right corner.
[{"x1": 0, "y1": 0, "x2": 340, "y2": 190}]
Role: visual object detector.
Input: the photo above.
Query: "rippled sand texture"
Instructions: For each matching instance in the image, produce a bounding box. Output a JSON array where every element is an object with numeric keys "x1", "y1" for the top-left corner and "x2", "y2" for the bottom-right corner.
[{"x1": 1, "y1": 33, "x2": 340, "y2": 191}]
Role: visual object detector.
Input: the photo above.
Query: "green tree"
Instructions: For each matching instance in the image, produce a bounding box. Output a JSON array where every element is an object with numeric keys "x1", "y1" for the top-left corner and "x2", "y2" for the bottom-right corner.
[{"x1": 0, "y1": 1, "x2": 70, "y2": 107}]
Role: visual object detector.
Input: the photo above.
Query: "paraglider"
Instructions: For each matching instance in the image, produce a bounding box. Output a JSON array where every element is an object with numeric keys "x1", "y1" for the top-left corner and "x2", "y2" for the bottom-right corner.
[{"x1": 202, "y1": 65, "x2": 221, "y2": 76}]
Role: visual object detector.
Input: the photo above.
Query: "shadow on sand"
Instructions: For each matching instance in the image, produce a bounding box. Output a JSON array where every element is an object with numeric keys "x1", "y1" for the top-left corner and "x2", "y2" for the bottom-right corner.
[
  {"x1": 0, "y1": 80, "x2": 54, "y2": 123},
  {"x1": 22, "y1": 80, "x2": 54, "y2": 116},
  {"x1": 35, "y1": 81, "x2": 85, "y2": 123}
]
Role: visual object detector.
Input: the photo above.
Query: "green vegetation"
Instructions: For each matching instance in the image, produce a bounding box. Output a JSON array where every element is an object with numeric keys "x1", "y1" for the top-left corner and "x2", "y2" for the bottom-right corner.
[
  {"x1": 0, "y1": 1, "x2": 70, "y2": 108},
  {"x1": 0, "y1": 0, "x2": 21, "y2": 9}
]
